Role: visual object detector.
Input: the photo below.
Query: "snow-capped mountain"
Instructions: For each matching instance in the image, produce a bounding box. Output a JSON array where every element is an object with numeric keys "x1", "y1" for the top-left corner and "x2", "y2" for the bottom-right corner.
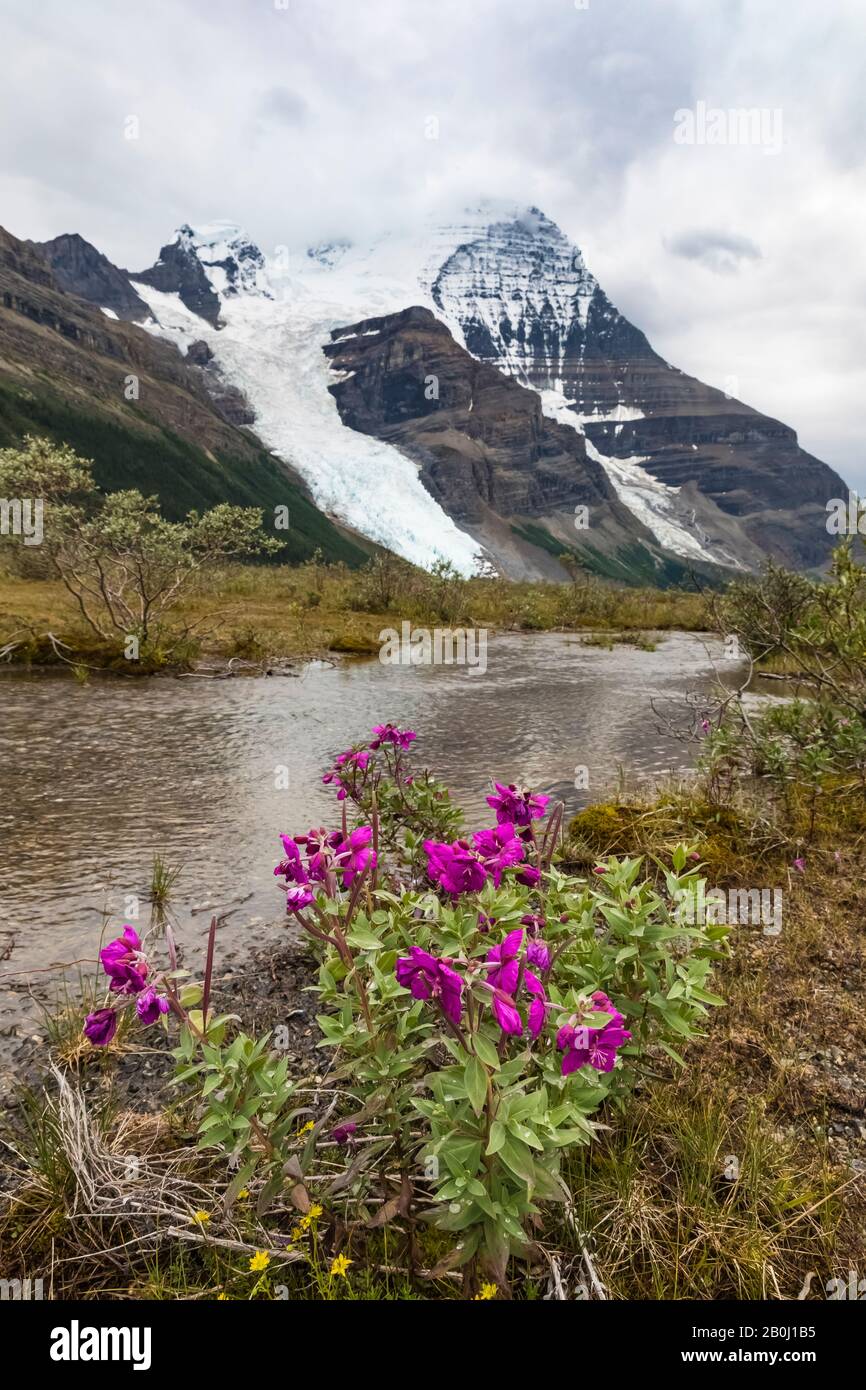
[
  {"x1": 129, "y1": 225, "x2": 486, "y2": 573},
  {"x1": 32, "y1": 204, "x2": 846, "y2": 579}
]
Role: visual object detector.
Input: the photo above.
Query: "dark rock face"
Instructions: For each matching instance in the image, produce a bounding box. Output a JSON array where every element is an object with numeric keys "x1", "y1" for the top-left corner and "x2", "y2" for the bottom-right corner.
[
  {"x1": 28, "y1": 232, "x2": 151, "y2": 321},
  {"x1": 206, "y1": 380, "x2": 256, "y2": 427},
  {"x1": 324, "y1": 306, "x2": 700, "y2": 581},
  {"x1": 132, "y1": 230, "x2": 222, "y2": 327},
  {"x1": 585, "y1": 406, "x2": 840, "y2": 569},
  {"x1": 429, "y1": 208, "x2": 847, "y2": 570},
  {"x1": 186, "y1": 338, "x2": 214, "y2": 366},
  {"x1": 131, "y1": 225, "x2": 272, "y2": 328},
  {"x1": 0, "y1": 227, "x2": 240, "y2": 435},
  {"x1": 326, "y1": 306, "x2": 613, "y2": 519},
  {"x1": 184, "y1": 339, "x2": 255, "y2": 425}
]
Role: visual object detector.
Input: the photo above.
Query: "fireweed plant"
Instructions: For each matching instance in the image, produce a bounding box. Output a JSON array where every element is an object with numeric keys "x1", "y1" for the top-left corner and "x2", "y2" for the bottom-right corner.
[{"x1": 84, "y1": 725, "x2": 729, "y2": 1289}]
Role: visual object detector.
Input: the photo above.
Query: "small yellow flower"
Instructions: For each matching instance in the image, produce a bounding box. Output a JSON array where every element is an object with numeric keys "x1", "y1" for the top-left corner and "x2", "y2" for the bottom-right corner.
[
  {"x1": 474, "y1": 1283, "x2": 498, "y2": 1301},
  {"x1": 192, "y1": 1210, "x2": 211, "y2": 1225},
  {"x1": 309, "y1": 1203, "x2": 324, "y2": 1220},
  {"x1": 298, "y1": 1120, "x2": 315, "y2": 1136},
  {"x1": 299, "y1": 1214, "x2": 312, "y2": 1232},
  {"x1": 237, "y1": 1188, "x2": 250, "y2": 1200},
  {"x1": 290, "y1": 1225, "x2": 304, "y2": 1241},
  {"x1": 248, "y1": 1250, "x2": 270, "y2": 1272},
  {"x1": 330, "y1": 1254, "x2": 353, "y2": 1278},
  {"x1": 217, "y1": 1292, "x2": 229, "y2": 1301}
]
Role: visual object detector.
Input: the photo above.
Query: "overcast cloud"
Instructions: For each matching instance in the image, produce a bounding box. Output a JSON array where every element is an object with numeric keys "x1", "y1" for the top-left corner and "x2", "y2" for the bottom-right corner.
[{"x1": 0, "y1": 0, "x2": 863, "y2": 486}]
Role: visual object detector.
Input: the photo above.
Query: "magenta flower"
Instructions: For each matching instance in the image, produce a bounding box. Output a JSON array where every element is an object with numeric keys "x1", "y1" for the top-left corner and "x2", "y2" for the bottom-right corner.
[
  {"x1": 520, "y1": 913, "x2": 545, "y2": 935},
  {"x1": 100, "y1": 926, "x2": 148, "y2": 995},
  {"x1": 424, "y1": 839, "x2": 487, "y2": 896},
  {"x1": 485, "y1": 929, "x2": 546, "y2": 1038},
  {"x1": 516, "y1": 866, "x2": 541, "y2": 888},
  {"x1": 286, "y1": 883, "x2": 315, "y2": 910},
  {"x1": 486, "y1": 782, "x2": 549, "y2": 827},
  {"x1": 332, "y1": 1122, "x2": 358, "y2": 1145},
  {"x1": 395, "y1": 946, "x2": 463, "y2": 1025},
  {"x1": 329, "y1": 749, "x2": 372, "y2": 800},
  {"x1": 425, "y1": 824, "x2": 532, "y2": 897},
  {"x1": 371, "y1": 723, "x2": 417, "y2": 750},
  {"x1": 335, "y1": 749, "x2": 371, "y2": 771},
  {"x1": 277, "y1": 827, "x2": 373, "y2": 891},
  {"x1": 792, "y1": 857, "x2": 806, "y2": 874},
  {"x1": 83, "y1": 1008, "x2": 118, "y2": 1046},
  {"x1": 473, "y1": 823, "x2": 526, "y2": 885},
  {"x1": 334, "y1": 826, "x2": 376, "y2": 886},
  {"x1": 557, "y1": 992, "x2": 631, "y2": 1076},
  {"x1": 274, "y1": 836, "x2": 310, "y2": 886},
  {"x1": 303, "y1": 827, "x2": 343, "y2": 882},
  {"x1": 135, "y1": 987, "x2": 171, "y2": 1025},
  {"x1": 526, "y1": 939, "x2": 550, "y2": 972}
]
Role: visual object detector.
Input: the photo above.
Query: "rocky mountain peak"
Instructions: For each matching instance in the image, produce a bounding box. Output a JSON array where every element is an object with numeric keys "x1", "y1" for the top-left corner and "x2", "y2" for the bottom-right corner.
[
  {"x1": 131, "y1": 222, "x2": 271, "y2": 328},
  {"x1": 422, "y1": 206, "x2": 648, "y2": 405},
  {"x1": 28, "y1": 231, "x2": 150, "y2": 320},
  {"x1": 174, "y1": 223, "x2": 272, "y2": 300}
]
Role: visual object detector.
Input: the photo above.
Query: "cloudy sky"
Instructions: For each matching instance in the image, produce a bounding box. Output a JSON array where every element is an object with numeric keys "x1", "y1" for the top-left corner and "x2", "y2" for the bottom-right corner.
[{"x1": 1, "y1": 0, "x2": 863, "y2": 486}]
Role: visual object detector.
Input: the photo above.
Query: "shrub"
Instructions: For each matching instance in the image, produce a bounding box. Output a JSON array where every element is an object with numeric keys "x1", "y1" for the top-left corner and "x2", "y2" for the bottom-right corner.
[
  {"x1": 83, "y1": 726, "x2": 729, "y2": 1293},
  {"x1": 703, "y1": 543, "x2": 866, "y2": 837}
]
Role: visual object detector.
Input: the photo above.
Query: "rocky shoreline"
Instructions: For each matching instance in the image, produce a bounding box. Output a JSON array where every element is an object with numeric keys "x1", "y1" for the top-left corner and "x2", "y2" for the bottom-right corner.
[{"x1": 0, "y1": 931, "x2": 325, "y2": 1184}]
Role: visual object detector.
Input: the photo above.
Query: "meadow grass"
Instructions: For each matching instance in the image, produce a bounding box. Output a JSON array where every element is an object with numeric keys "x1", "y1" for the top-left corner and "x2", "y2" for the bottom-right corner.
[{"x1": 0, "y1": 561, "x2": 710, "y2": 670}]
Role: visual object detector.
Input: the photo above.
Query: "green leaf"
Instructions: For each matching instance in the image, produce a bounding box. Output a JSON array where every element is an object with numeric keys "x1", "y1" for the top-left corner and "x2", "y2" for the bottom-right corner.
[
  {"x1": 199, "y1": 1110, "x2": 228, "y2": 1132},
  {"x1": 689, "y1": 986, "x2": 726, "y2": 1006},
  {"x1": 507, "y1": 1119, "x2": 543, "y2": 1151},
  {"x1": 464, "y1": 1055, "x2": 488, "y2": 1116},
  {"x1": 224, "y1": 1159, "x2": 258, "y2": 1213},
  {"x1": 486, "y1": 1121, "x2": 507, "y2": 1156},
  {"x1": 497, "y1": 1134, "x2": 536, "y2": 1185},
  {"x1": 346, "y1": 924, "x2": 383, "y2": 950},
  {"x1": 472, "y1": 1033, "x2": 501, "y2": 1070}
]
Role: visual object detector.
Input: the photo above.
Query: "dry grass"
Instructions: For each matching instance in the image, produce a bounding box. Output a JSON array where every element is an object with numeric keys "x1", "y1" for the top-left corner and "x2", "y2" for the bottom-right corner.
[
  {"x1": 0, "y1": 562, "x2": 710, "y2": 669},
  {"x1": 557, "y1": 785, "x2": 866, "y2": 1299}
]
